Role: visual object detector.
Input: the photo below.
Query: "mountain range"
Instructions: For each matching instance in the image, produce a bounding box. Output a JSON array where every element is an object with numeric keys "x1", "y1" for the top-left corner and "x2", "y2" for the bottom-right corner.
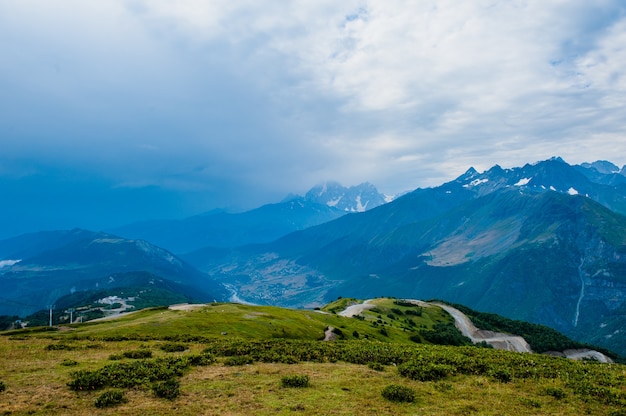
[
  {"x1": 184, "y1": 158, "x2": 626, "y2": 355},
  {"x1": 0, "y1": 229, "x2": 226, "y2": 317},
  {"x1": 1, "y1": 158, "x2": 625, "y2": 356},
  {"x1": 109, "y1": 182, "x2": 390, "y2": 254}
]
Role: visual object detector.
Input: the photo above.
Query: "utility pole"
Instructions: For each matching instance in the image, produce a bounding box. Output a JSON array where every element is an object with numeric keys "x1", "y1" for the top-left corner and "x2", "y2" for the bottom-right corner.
[
  {"x1": 66, "y1": 308, "x2": 75, "y2": 324},
  {"x1": 48, "y1": 305, "x2": 55, "y2": 327}
]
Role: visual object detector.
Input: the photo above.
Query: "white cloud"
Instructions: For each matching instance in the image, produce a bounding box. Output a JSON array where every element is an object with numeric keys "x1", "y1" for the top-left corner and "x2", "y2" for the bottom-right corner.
[{"x1": 1, "y1": 0, "x2": 626, "y2": 210}]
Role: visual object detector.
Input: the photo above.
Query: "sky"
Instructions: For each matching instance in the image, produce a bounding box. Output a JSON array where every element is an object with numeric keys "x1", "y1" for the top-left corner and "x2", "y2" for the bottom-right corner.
[{"x1": 1, "y1": 0, "x2": 626, "y2": 237}]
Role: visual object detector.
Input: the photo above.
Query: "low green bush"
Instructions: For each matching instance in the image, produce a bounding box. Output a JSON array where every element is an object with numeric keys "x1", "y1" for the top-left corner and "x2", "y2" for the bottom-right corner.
[
  {"x1": 60, "y1": 359, "x2": 78, "y2": 367},
  {"x1": 381, "y1": 384, "x2": 416, "y2": 403},
  {"x1": 281, "y1": 375, "x2": 310, "y2": 388},
  {"x1": 94, "y1": 390, "x2": 126, "y2": 408},
  {"x1": 122, "y1": 349, "x2": 153, "y2": 359},
  {"x1": 544, "y1": 387, "x2": 567, "y2": 399},
  {"x1": 152, "y1": 378, "x2": 181, "y2": 400},
  {"x1": 159, "y1": 342, "x2": 187, "y2": 353},
  {"x1": 490, "y1": 369, "x2": 512, "y2": 383},
  {"x1": 188, "y1": 352, "x2": 216, "y2": 366},
  {"x1": 67, "y1": 370, "x2": 107, "y2": 391},
  {"x1": 368, "y1": 362, "x2": 385, "y2": 371},
  {"x1": 68, "y1": 357, "x2": 189, "y2": 391},
  {"x1": 398, "y1": 361, "x2": 454, "y2": 382},
  {"x1": 0, "y1": 380, "x2": 6, "y2": 392}
]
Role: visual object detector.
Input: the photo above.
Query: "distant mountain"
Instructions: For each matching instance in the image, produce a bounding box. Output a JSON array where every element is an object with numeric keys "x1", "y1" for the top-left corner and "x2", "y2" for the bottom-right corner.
[
  {"x1": 110, "y1": 182, "x2": 390, "y2": 254},
  {"x1": 187, "y1": 158, "x2": 626, "y2": 355},
  {"x1": 579, "y1": 160, "x2": 622, "y2": 175},
  {"x1": 0, "y1": 229, "x2": 226, "y2": 316},
  {"x1": 303, "y1": 181, "x2": 392, "y2": 212}
]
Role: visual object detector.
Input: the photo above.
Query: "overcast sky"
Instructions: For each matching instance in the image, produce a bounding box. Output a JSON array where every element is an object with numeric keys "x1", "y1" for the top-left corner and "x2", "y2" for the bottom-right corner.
[{"x1": 1, "y1": 1, "x2": 626, "y2": 235}]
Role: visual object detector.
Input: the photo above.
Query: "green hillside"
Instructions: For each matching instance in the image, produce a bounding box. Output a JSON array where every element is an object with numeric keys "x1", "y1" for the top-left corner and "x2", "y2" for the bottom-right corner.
[{"x1": 0, "y1": 299, "x2": 624, "y2": 415}]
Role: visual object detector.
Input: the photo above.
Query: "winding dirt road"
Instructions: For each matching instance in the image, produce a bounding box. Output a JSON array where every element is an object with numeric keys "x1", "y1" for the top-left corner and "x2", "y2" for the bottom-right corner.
[
  {"x1": 338, "y1": 299, "x2": 376, "y2": 317},
  {"x1": 432, "y1": 302, "x2": 533, "y2": 353}
]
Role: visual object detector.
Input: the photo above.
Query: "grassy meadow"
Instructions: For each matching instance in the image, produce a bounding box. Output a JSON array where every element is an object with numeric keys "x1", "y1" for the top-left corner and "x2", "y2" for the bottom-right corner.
[{"x1": 0, "y1": 299, "x2": 624, "y2": 415}]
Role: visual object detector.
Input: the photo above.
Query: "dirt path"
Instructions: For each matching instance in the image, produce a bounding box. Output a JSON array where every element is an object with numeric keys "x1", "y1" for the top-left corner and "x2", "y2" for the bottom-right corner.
[
  {"x1": 323, "y1": 327, "x2": 337, "y2": 341},
  {"x1": 433, "y1": 302, "x2": 533, "y2": 353},
  {"x1": 562, "y1": 349, "x2": 613, "y2": 363},
  {"x1": 168, "y1": 303, "x2": 207, "y2": 311},
  {"x1": 338, "y1": 300, "x2": 376, "y2": 317}
]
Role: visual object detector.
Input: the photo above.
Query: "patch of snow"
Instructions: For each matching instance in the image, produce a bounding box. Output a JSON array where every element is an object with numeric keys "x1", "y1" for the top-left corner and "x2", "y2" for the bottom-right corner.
[
  {"x1": 384, "y1": 194, "x2": 395, "y2": 203},
  {"x1": 463, "y1": 178, "x2": 489, "y2": 188},
  {"x1": 446, "y1": 190, "x2": 452, "y2": 194},
  {"x1": 0, "y1": 259, "x2": 21, "y2": 268},
  {"x1": 326, "y1": 197, "x2": 342, "y2": 207},
  {"x1": 355, "y1": 195, "x2": 367, "y2": 212},
  {"x1": 514, "y1": 177, "x2": 532, "y2": 186},
  {"x1": 567, "y1": 187, "x2": 579, "y2": 196},
  {"x1": 550, "y1": 185, "x2": 557, "y2": 191}
]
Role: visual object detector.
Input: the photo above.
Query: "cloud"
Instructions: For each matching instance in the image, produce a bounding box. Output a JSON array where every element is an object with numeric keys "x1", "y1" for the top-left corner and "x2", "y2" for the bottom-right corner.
[{"x1": 1, "y1": 0, "x2": 626, "y2": 234}]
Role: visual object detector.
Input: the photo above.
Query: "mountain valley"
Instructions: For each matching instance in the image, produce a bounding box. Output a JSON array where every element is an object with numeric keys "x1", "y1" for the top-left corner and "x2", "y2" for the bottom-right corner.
[{"x1": 1, "y1": 157, "x2": 626, "y2": 357}]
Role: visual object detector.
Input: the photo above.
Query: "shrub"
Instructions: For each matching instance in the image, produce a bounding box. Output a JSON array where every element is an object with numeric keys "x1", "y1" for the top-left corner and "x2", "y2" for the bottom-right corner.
[
  {"x1": 406, "y1": 309, "x2": 422, "y2": 317},
  {"x1": 67, "y1": 370, "x2": 107, "y2": 391},
  {"x1": 352, "y1": 330, "x2": 360, "y2": 338},
  {"x1": 381, "y1": 384, "x2": 416, "y2": 403},
  {"x1": 545, "y1": 387, "x2": 567, "y2": 399},
  {"x1": 152, "y1": 378, "x2": 181, "y2": 400},
  {"x1": 159, "y1": 342, "x2": 187, "y2": 353},
  {"x1": 368, "y1": 362, "x2": 385, "y2": 372},
  {"x1": 94, "y1": 390, "x2": 126, "y2": 408},
  {"x1": 60, "y1": 359, "x2": 79, "y2": 367},
  {"x1": 398, "y1": 361, "x2": 454, "y2": 382},
  {"x1": 281, "y1": 375, "x2": 310, "y2": 388},
  {"x1": 68, "y1": 357, "x2": 189, "y2": 391},
  {"x1": 490, "y1": 369, "x2": 512, "y2": 383},
  {"x1": 224, "y1": 355, "x2": 254, "y2": 366},
  {"x1": 419, "y1": 323, "x2": 472, "y2": 346},
  {"x1": 122, "y1": 349, "x2": 153, "y2": 359},
  {"x1": 188, "y1": 352, "x2": 216, "y2": 366},
  {"x1": 0, "y1": 380, "x2": 6, "y2": 392},
  {"x1": 331, "y1": 327, "x2": 344, "y2": 338}
]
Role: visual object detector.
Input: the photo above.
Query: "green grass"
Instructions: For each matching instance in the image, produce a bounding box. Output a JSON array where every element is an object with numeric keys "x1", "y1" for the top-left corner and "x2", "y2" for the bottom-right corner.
[
  {"x1": 31, "y1": 300, "x2": 449, "y2": 345},
  {"x1": 0, "y1": 299, "x2": 624, "y2": 415}
]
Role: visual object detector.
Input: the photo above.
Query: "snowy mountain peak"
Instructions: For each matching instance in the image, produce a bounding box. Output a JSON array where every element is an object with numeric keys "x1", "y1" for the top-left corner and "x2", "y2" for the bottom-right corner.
[{"x1": 304, "y1": 181, "x2": 390, "y2": 212}]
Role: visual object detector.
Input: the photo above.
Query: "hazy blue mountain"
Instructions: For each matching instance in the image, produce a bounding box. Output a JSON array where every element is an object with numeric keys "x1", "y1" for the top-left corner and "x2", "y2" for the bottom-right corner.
[
  {"x1": 0, "y1": 230, "x2": 226, "y2": 316},
  {"x1": 109, "y1": 198, "x2": 346, "y2": 254},
  {"x1": 187, "y1": 158, "x2": 626, "y2": 355},
  {"x1": 0, "y1": 228, "x2": 98, "y2": 260},
  {"x1": 109, "y1": 182, "x2": 390, "y2": 254},
  {"x1": 579, "y1": 160, "x2": 622, "y2": 175}
]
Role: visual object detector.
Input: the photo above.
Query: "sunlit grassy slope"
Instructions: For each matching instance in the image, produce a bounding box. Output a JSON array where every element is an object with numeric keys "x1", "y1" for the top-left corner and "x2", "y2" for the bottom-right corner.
[{"x1": 0, "y1": 299, "x2": 624, "y2": 415}]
